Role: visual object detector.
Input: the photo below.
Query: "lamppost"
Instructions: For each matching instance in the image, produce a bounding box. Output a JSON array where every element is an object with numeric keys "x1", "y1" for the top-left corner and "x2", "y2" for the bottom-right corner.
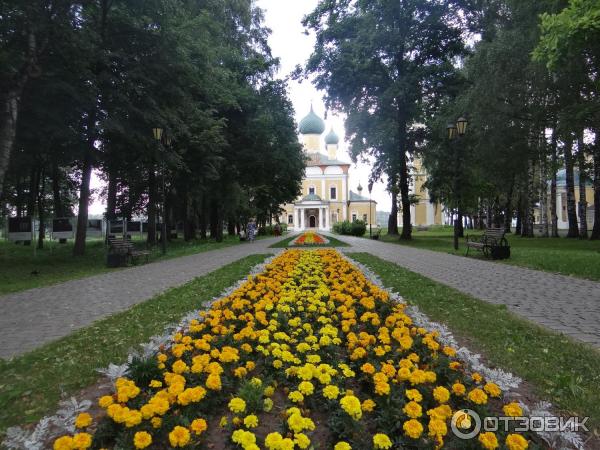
[
  {"x1": 152, "y1": 127, "x2": 169, "y2": 255},
  {"x1": 446, "y1": 116, "x2": 468, "y2": 251}
]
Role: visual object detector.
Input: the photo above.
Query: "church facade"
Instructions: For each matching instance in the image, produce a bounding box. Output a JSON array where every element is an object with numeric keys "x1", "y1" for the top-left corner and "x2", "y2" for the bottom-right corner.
[{"x1": 279, "y1": 107, "x2": 376, "y2": 231}]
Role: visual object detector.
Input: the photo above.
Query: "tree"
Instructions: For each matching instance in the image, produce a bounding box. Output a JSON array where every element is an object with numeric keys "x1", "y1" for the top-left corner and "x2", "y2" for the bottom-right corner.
[{"x1": 300, "y1": 0, "x2": 471, "y2": 239}]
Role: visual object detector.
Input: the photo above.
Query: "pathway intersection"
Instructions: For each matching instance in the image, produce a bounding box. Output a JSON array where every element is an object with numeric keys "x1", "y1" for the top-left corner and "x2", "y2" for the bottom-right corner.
[{"x1": 1, "y1": 233, "x2": 598, "y2": 359}]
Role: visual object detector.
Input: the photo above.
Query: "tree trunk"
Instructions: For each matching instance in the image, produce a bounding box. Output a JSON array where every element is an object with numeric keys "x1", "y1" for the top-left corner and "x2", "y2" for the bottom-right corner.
[
  {"x1": 37, "y1": 169, "x2": 45, "y2": 249},
  {"x1": 106, "y1": 171, "x2": 117, "y2": 221},
  {"x1": 457, "y1": 211, "x2": 464, "y2": 237},
  {"x1": 388, "y1": 185, "x2": 399, "y2": 235},
  {"x1": 147, "y1": 166, "x2": 157, "y2": 244},
  {"x1": 209, "y1": 199, "x2": 219, "y2": 239},
  {"x1": 550, "y1": 129, "x2": 559, "y2": 237},
  {"x1": 0, "y1": 90, "x2": 22, "y2": 198},
  {"x1": 564, "y1": 138, "x2": 580, "y2": 238},
  {"x1": 591, "y1": 138, "x2": 600, "y2": 240},
  {"x1": 398, "y1": 152, "x2": 412, "y2": 240},
  {"x1": 52, "y1": 160, "x2": 65, "y2": 217},
  {"x1": 577, "y1": 131, "x2": 588, "y2": 238},
  {"x1": 73, "y1": 131, "x2": 94, "y2": 256},
  {"x1": 521, "y1": 160, "x2": 535, "y2": 238},
  {"x1": 515, "y1": 194, "x2": 522, "y2": 235},
  {"x1": 539, "y1": 147, "x2": 549, "y2": 237}
]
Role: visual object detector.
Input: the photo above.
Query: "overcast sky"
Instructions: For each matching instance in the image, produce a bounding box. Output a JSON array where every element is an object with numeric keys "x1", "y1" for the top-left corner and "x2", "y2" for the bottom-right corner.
[{"x1": 89, "y1": 0, "x2": 391, "y2": 215}]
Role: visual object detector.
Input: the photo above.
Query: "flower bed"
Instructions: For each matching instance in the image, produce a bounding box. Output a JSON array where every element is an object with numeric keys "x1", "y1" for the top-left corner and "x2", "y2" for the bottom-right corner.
[
  {"x1": 45, "y1": 249, "x2": 544, "y2": 450},
  {"x1": 290, "y1": 232, "x2": 328, "y2": 246}
]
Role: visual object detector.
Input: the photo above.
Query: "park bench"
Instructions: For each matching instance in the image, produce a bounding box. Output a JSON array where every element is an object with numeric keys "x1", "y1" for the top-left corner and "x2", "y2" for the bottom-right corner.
[
  {"x1": 107, "y1": 237, "x2": 150, "y2": 267},
  {"x1": 465, "y1": 227, "x2": 510, "y2": 259},
  {"x1": 371, "y1": 229, "x2": 381, "y2": 240}
]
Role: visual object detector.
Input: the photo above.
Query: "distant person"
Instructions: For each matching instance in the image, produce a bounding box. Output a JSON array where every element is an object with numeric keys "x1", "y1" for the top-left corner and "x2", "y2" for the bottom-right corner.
[
  {"x1": 247, "y1": 220, "x2": 257, "y2": 242},
  {"x1": 274, "y1": 223, "x2": 281, "y2": 236}
]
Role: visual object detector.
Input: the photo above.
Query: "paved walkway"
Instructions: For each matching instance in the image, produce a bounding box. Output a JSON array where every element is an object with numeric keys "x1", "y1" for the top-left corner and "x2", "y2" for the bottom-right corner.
[
  {"x1": 0, "y1": 237, "x2": 282, "y2": 359},
  {"x1": 331, "y1": 234, "x2": 600, "y2": 349}
]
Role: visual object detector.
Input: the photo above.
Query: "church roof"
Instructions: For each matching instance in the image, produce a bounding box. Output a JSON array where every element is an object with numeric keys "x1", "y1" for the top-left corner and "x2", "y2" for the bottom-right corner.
[
  {"x1": 299, "y1": 105, "x2": 326, "y2": 135},
  {"x1": 325, "y1": 128, "x2": 339, "y2": 145},
  {"x1": 307, "y1": 153, "x2": 350, "y2": 167},
  {"x1": 349, "y1": 190, "x2": 376, "y2": 202},
  {"x1": 301, "y1": 193, "x2": 323, "y2": 202}
]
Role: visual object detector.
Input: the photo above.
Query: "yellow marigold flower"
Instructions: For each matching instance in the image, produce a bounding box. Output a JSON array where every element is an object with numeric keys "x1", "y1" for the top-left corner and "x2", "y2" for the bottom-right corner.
[
  {"x1": 98, "y1": 395, "x2": 114, "y2": 408},
  {"x1": 484, "y1": 382, "x2": 501, "y2": 398},
  {"x1": 219, "y1": 416, "x2": 228, "y2": 427},
  {"x1": 362, "y1": 399, "x2": 376, "y2": 412},
  {"x1": 405, "y1": 389, "x2": 423, "y2": 402},
  {"x1": 503, "y1": 402, "x2": 523, "y2": 417},
  {"x1": 263, "y1": 397, "x2": 274, "y2": 412},
  {"x1": 228, "y1": 397, "x2": 246, "y2": 413},
  {"x1": 373, "y1": 433, "x2": 393, "y2": 449},
  {"x1": 172, "y1": 360, "x2": 189, "y2": 374},
  {"x1": 472, "y1": 372, "x2": 483, "y2": 383},
  {"x1": 244, "y1": 415, "x2": 259, "y2": 428},
  {"x1": 452, "y1": 382, "x2": 466, "y2": 396},
  {"x1": 298, "y1": 381, "x2": 314, "y2": 395},
  {"x1": 403, "y1": 400, "x2": 423, "y2": 418},
  {"x1": 191, "y1": 418, "x2": 208, "y2": 434},
  {"x1": 133, "y1": 431, "x2": 152, "y2": 449},
  {"x1": 280, "y1": 438, "x2": 295, "y2": 450},
  {"x1": 334, "y1": 442, "x2": 352, "y2": 450},
  {"x1": 428, "y1": 418, "x2": 447, "y2": 437},
  {"x1": 264, "y1": 386, "x2": 275, "y2": 397},
  {"x1": 433, "y1": 386, "x2": 450, "y2": 403},
  {"x1": 443, "y1": 346, "x2": 456, "y2": 357},
  {"x1": 289, "y1": 390, "x2": 304, "y2": 403},
  {"x1": 75, "y1": 413, "x2": 92, "y2": 429},
  {"x1": 169, "y1": 426, "x2": 190, "y2": 447},
  {"x1": 265, "y1": 432, "x2": 284, "y2": 449},
  {"x1": 403, "y1": 419, "x2": 424, "y2": 439},
  {"x1": 151, "y1": 417, "x2": 162, "y2": 429},
  {"x1": 340, "y1": 395, "x2": 362, "y2": 420},
  {"x1": 361, "y1": 363, "x2": 376, "y2": 374},
  {"x1": 374, "y1": 381, "x2": 390, "y2": 395},
  {"x1": 149, "y1": 380, "x2": 162, "y2": 388},
  {"x1": 449, "y1": 361, "x2": 461, "y2": 370},
  {"x1": 294, "y1": 433, "x2": 311, "y2": 449},
  {"x1": 505, "y1": 434, "x2": 529, "y2": 450},
  {"x1": 478, "y1": 431, "x2": 499, "y2": 450},
  {"x1": 273, "y1": 359, "x2": 283, "y2": 369},
  {"x1": 427, "y1": 404, "x2": 453, "y2": 421},
  {"x1": 206, "y1": 373, "x2": 222, "y2": 390},
  {"x1": 72, "y1": 433, "x2": 92, "y2": 449},
  {"x1": 467, "y1": 388, "x2": 488, "y2": 405},
  {"x1": 53, "y1": 436, "x2": 73, "y2": 450},
  {"x1": 323, "y1": 385, "x2": 340, "y2": 400}
]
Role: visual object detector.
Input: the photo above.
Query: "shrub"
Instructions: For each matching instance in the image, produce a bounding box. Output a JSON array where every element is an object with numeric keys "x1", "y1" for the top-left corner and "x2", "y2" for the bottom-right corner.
[
  {"x1": 332, "y1": 220, "x2": 365, "y2": 236},
  {"x1": 350, "y1": 220, "x2": 367, "y2": 236}
]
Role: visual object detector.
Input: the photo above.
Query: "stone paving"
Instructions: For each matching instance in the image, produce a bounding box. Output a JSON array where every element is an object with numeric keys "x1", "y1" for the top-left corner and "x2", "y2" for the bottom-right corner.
[
  {"x1": 0, "y1": 237, "x2": 281, "y2": 359},
  {"x1": 330, "y1": 234, "x2": 600, "y2": 349}
]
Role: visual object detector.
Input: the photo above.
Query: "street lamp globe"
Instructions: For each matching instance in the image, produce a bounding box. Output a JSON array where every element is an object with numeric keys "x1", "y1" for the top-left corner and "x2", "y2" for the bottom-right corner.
[
  {"x1": 152, "y1": 127, "x2": 164, "y2": 141},
  {"x1": 456, "y1": 117, "x2": 468, "y2": 136},
  {"x1": 447, "y1": 123, "x2": 457, "y2": 140}
]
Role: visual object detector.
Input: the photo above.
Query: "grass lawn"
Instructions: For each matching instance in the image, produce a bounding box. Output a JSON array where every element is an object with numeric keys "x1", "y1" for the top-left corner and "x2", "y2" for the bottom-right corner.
[
  {"x1": 373, "y1": 225, "x2": 600, "y2": 281},
  {"x1": 0, "y1": 235, "x2": 248, "y2": 295},
  {"x1": 269, "y1": 234, "x2": 350, "y2": 248},
  {"x1": 0, "y1": 253, "x2": 269, "y2": 436},
  {"x1": 349, "y1": 252, "x2": 600, "y2": 430}
]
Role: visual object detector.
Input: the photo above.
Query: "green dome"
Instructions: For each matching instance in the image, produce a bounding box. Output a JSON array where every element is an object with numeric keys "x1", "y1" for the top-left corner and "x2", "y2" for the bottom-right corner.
[
  {"x1": 302, "y1": 193, "x2": 322, "y2": 201},
  {"x1": 299, "y1": 106, "x2": 325, "y2": 135},
  {"x1": 325, "y1": 128, "x2": 339, "y2": 145}
]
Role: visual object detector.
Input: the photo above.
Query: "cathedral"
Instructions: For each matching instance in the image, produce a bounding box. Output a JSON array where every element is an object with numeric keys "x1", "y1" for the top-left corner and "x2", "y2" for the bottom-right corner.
[{"x1": 279, "y1": 106, "x2": 376, "y2": 231}]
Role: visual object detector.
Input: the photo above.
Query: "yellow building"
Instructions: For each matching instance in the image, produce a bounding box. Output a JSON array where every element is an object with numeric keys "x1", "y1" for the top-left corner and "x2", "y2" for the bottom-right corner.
[
  {"x1": 279, "y1": 106, "x2": 376, "y2": 231},
  {"x1": 410, "y1": 158, "x2": 443, "y2": 227},
  {"x1": 535, "y1": 169, "x2": 595, "y2": 229}
]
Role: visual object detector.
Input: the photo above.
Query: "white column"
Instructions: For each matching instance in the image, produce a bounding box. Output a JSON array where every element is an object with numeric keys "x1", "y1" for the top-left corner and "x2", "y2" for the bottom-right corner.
[
  {"x1": 321, "y1": 179, "x2": 326, "y2": 198},
  {"x1": 325, "y1": 207, "x2": 330, "y2": 230},
  {"x1": 300, "y1": 208, "x2": 305, "y2": 229},
  {"x1": 342, "y1": 175, "x2": 348, "y2": 220},
  {"x1": 426, "y1": 201, "x2": 434, "y2": 226}
]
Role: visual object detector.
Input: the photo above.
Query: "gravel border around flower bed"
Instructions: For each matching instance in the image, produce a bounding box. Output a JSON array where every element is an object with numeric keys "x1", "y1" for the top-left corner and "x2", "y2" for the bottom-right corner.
[{"x1": 3, "y1": 251, "x2": 586, "y2": 450}]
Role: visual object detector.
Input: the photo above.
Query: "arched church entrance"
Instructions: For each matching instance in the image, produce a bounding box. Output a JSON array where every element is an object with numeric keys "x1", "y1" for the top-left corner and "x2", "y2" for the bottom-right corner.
[{"x1": 309, "y1": 215, "x2": 317, "y2": 228}]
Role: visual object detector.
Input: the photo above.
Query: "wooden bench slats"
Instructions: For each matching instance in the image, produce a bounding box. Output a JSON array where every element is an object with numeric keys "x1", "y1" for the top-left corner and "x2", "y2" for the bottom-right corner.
[
  {"x1": 465, "y1": 227, "x2": 509, "y2": 258},
  {"x1": 107, "y1": 237, "x2": 150, "y2": 265}
]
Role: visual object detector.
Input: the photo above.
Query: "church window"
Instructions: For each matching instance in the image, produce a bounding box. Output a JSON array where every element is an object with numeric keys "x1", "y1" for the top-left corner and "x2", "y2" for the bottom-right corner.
[
  {"x1": 330, "y1": 186, "x2": 337, "y2": 200},
  {"x1": 288, "y1": 214, "x2": 293, "y2": 224},
  {"x1": 309, "y1": 186, "x2": 315, "y2": 195},
  {"x1": 363, "y1": 214, "x2": 368, "y2": 222},
  {"x1": 352, "y1": 213, "x2": 357, "y2": 222}
]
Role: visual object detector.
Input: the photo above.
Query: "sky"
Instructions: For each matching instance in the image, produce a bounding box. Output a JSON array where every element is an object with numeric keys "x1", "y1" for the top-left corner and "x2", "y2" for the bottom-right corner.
[{"x1": 89, "y1": 0, "x2": 391, "y2": 215}]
